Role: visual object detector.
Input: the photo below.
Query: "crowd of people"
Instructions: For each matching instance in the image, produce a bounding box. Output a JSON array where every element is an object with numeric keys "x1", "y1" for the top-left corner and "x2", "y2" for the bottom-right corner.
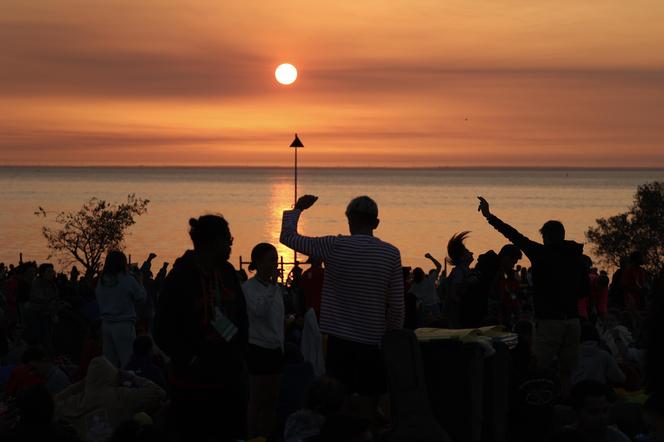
[{"x1": 0, "y1": 194, "x2": 663, "y2": 442}]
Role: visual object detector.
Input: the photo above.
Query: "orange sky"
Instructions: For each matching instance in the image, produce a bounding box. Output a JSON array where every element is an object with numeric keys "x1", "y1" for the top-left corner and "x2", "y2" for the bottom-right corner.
[{"x1": 1, "y1": 0, "x2": 664, "y2": 167}]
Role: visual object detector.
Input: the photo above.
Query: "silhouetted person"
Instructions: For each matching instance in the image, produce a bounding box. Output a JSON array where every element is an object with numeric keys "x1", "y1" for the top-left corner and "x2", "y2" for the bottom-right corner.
[
  {"x1": 23, "y1": 263, "x2": 58, "y2": 352},
  {"x1": 408, "y1": 253, "x2": 443, "y2": 326},
  {"x1": 96, "y1": 251, "x2": 146, "y2": 368},
  {"x1": 621, "y1": 251, "x2": 647, "y2": 311},
  {"x1": 154, "y1": 214, "x2": 248, "y2": 441},
  {"x1": 280, "y1": 195, "x2": 404, "y2": 405},
  {"x1": 497, "y1": 244, "x2": 523, "y2": 327},
  {"x1": 461, "y1": 249, "x2": 500, "y2": 328},
  {"x1": 244, "y1": 242, "x2": 285, "y2": 439},
  {"x1": 608, "y1": 257, "x2": 628, "y2": 310},
  {"x1": 442, "y1": 231, "x2": 474, "y2": 328},
  {"x1": 478, "y1": 197, "x2": 590, "y2": 395}
]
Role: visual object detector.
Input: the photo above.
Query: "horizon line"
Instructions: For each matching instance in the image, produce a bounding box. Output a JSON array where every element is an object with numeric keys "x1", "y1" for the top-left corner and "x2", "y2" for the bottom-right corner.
[{"x1": 2, "y1": 164, "x2": 664, "y2": 172}]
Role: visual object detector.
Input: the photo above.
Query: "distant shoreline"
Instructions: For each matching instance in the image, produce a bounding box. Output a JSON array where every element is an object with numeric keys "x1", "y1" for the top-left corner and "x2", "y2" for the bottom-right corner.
[{"x1": 2, "y1": 165, "x2": 664, "y2": 172}]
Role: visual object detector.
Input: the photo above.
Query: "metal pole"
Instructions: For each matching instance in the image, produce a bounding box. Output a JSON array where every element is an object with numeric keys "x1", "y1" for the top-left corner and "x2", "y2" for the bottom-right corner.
[{"x1": 294, "y1": 146, "x2": 298, "y2": 265}]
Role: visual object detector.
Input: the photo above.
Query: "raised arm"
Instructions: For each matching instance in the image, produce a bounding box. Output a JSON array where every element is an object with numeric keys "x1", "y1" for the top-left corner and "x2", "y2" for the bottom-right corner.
[
  {"x1": 477, "y1": 197, "x2": 540, "y2": 260},
  {"x1": 280, "y1": 195, "x2": 336, "y2": 260},
  {"x1": 425, "y1": 253, "x2": 442, "y2": 275}
]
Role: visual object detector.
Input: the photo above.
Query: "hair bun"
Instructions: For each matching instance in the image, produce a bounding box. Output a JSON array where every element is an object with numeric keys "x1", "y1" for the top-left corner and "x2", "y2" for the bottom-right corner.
[{"x1": 188, "y1": 218, "x2": 198, "y2": 228}]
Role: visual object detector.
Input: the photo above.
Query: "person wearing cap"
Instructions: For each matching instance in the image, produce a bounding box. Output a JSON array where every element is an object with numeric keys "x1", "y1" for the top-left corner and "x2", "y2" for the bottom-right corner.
[{"x1": 280, "y1": 195, "x2": 404, "y2": 401}]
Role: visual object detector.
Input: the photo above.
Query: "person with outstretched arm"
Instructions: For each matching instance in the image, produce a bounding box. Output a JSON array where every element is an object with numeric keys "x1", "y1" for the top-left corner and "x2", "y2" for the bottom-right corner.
[
  {"x1": 477, "y1": 196, "x2": 591, "y2": 395},
  {"x1": 280, "y1": 194, "x2": 404, "y2": 401}
]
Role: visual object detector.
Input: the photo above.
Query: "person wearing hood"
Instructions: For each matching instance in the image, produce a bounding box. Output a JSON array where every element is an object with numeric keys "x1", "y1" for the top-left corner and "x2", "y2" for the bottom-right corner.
[
  {"x1": 478, "y1": 196, "x2": 591, "y2": 395},
  {"x1": 54, "y1": 356, "x2": 165, "y2": 441},
  {"x1": 154, "y1": 214, "x2": 248, "y2": 441},
  {"x1": 95, "y1": 251, "x2": 146, "y2": 368}
]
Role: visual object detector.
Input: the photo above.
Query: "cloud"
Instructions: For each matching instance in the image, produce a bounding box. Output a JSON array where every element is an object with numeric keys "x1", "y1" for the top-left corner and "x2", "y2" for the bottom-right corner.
[{"x1": 0, "y1": 20, "x2": 272, "y2": 99}]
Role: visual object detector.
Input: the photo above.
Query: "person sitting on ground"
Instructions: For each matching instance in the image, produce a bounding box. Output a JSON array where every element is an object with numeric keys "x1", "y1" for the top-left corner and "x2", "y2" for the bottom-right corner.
[
  {"x1": 5, "y1": 346, "x2": 71, "y2": 398},
  {"x1": 54, "y1": 356, "x2": 166, "y2": 441},
  {"x1": 124, "y1": 336, "x2": 166, "y2": 390},
  {"x1": 96, "y1": 251, "x2": 147, "y2": 368},
  {"x1": 478, "y1": 196, "x2": 591, "y2": 396},
  {"x1": 408, "y1": 253, "x2": 443, "y2": 326},
  {"x1": 280, "y1": 195, "x2": 404, "y2": 406},
  {"x1": 569, "y1": 380, "x2": 630, "y2": 442},
  {"x1": 442, "y1": 231, "x2": 474, "y2": 328},
  {"x1": 572, "y1": 323, "x2": 625, "y2": 387},
  {"x1": 243, "y1": 242, "x2": 286, "y2": 439}
]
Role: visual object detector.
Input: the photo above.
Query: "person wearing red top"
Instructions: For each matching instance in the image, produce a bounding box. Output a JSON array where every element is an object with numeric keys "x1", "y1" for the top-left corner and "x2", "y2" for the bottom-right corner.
[{"x1": 300, "y1": 257, "x2": 324, "y2": 320}]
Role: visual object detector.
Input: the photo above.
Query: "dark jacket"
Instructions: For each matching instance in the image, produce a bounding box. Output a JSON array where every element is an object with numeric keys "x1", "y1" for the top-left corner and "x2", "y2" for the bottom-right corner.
[
  {"x1": 154, "y1": 250, "x2": 248, "y2": 386},
  {"x1": 487, "y1": 215, "x2": 590, "y2": 319}
]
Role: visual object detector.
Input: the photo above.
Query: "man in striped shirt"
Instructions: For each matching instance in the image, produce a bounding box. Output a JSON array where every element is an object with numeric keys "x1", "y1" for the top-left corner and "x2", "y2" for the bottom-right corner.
[{"x1": 280, "y1": 194, "x2": 405, "y2": 396}]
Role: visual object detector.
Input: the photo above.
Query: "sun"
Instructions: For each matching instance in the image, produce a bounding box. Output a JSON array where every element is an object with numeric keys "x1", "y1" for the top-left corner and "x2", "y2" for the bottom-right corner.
[{"x1": 275, "y1": 63, "x2": 297, "y2": 85}]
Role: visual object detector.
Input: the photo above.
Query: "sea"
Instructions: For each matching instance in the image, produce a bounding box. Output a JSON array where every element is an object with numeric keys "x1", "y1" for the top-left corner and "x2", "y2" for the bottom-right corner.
[{"x1": 1, "y1": 167, "x2": 662, "y2": 273}]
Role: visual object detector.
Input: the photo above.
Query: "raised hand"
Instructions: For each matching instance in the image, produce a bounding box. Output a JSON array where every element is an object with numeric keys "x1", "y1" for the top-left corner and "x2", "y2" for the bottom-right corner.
[
  {"x1": 425, "y1": 253, "x2": 433, "y2": 259},
  {"x1": 477, "y1": 196, "x2": 492, "y2": 218},
  {"x1": 295, "y1": 195, "x2": 318, "y2": 211}
]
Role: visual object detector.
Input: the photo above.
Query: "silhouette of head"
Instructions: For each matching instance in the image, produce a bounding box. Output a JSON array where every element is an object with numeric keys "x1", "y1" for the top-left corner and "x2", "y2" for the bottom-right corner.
[
  {"x1": 248, "y1": 242, "x2": 278, "y2": 276},
  {"x1": 345, "y1": 196, "x2": 379, "y2": 235},
  {"x1": 447, "y1": 231, "x2": 473, "y2": 267},
  {"x1": 38, "y1": 263, "x2": 55, "y2": 281},
  {"x1": 103, "y1": 251, "x2": 127, "y2": 276},
  {"x1": 581, "y1": 255, "x2": 593, "y2": 271},
  {"x1": 412, "y1": 267, "x2": 425, "y2": 283},
  {"x1": 539, "y1": 220, "x2": 565, "y2": 245},
  {"x1": 189, "y1": 214, "x2": 232, "y2": 262},
  {"x1": 498, "y1": 244, "x2": 522, "y2": 271}
]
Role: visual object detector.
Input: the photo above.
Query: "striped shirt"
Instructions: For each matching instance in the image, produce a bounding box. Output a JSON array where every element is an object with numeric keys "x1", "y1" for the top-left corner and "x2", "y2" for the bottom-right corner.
[{"x1": 280, "y1": 209, "x2": 404, "y2": 345}]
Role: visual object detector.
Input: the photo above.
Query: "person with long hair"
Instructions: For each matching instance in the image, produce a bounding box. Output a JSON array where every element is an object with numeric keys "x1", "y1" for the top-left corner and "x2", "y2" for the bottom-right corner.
[
  {"x1": 442, "y1": 231, "x2": 474, "y2": 328},
  {"x1": 95, "y1": 251, "x2": 146, "y2": 368},
  {"x1": 243, "y1": 242, "x2": 285, "y2": 439}
]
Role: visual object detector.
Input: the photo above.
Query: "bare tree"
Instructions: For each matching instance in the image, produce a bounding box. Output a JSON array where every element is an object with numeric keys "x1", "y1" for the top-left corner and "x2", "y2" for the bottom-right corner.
[{"x1": 36, "y1": 194, "x2": 149, "y2": 278}]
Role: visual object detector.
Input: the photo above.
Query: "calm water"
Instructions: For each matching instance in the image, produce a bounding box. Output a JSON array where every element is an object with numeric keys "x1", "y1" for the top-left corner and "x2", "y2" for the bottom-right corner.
[{"x1": 1, "y1": 167, "x2": 662, "y2": 272}]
